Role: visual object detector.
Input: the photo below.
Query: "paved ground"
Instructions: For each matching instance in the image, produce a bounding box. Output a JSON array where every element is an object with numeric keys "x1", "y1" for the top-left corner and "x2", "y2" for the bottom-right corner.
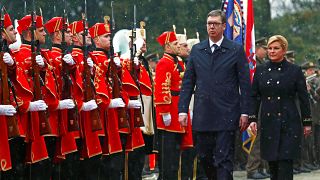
[
  {"x1": 143, "y1": 169, "x2": 320, "y2": 179},
  {"x1": 234, "y1": 169, "x2": 320, "y2": 180}
]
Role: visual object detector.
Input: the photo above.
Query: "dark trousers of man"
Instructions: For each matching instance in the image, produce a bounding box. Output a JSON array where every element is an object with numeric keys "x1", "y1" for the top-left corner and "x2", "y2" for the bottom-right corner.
[
  {"x1": 234, "y1": 130, "x2": 247, "y2": 171},
  {"x1": 99, "y1": 134, "x2": 127, "y2": 180},
  {"x1": 268, "y1": 160, "x2": 293, "y2": 180},
  {"x1": 0, "y1": 137, "x2": 26, "y2": 180},
  {"x1": 181, "y1": 131, "x2": 207, "y2": 180},
  {"x1": 128, "y1": 147, "x2": 145, "y2": 180},
  {"x1": 314, "y1": 124, "x2": 320, "y2": 165},
  {"x1": 196, "y1": 131, "x2": 235, "y2": 180},
  {"x1": 158, "y1": 130, "x2": 182, "y2": 180},
  {"x1": 99, "y1": 152, "x2": 125, "y2": 180},
  {"x1": 45, "y1": 136, "x2": 57, "y2": 180}
]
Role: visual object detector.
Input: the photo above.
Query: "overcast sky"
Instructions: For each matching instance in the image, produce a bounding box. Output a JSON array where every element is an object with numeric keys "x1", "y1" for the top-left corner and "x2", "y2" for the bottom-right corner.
[{"x1": 270, "y1": 0, "x2": 294, "y2": 18}]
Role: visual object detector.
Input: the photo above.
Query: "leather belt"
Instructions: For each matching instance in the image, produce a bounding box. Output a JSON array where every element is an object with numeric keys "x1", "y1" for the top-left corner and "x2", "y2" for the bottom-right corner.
[{"x1": 171, "y1": 90, "x2": 180, "y2": 96}]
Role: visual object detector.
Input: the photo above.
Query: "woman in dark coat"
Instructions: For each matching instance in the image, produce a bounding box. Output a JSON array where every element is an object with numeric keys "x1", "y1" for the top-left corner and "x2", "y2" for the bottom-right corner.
[{"x1": 248, "y1": 35, "x2": 312, "y2": 180}]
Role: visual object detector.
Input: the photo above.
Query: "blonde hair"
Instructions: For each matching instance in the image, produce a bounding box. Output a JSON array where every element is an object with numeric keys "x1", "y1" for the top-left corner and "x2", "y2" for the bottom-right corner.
[{"x1": 267, "y1": 35, "x2": 288, "y2": 51}]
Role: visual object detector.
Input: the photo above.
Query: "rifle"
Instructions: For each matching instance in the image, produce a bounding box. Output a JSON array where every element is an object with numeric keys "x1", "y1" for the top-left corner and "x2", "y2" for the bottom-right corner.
[
  {"x1": 31, "y1": 0, "x2": 51, "y2": 135},
  {"x1": 82, "y1": 0, "x2": 102, "y2": 131},
  {"x1": 0, "y1": 7, "x2": 19, "y2": 138},
  {"x1": 61, "y1": 0, "x2": 79, "y2": 132},
  {"x1": 129, "y1": 5, "x2": 144, "y2": 127},
  {"x1": 108, "y1": 1, "x2": 129, "y2": 128}
]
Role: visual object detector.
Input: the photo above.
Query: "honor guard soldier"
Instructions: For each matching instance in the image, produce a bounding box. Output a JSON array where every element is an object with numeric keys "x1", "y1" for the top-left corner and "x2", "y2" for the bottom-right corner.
[
  {"x1": 120, "y1": 24, "x2": 153, "y2": 179},
  {"x1": 68, "y1": 20, "x2": 102, "y2": 180},
  {"x1": 88, "y1": 21, "x2": 127, "y2": 180},
  {"x1": 14, "y1": 14, "x2": 58, "y2": 179},
  {"x1": 0, "y1": 12, "x2": 17, "y2": 177},
  {"x1": 112, "y1": 27, "x2": 145, "y2": 180},
  {"x1": 154, "y1": 31, "x2": 191, "y2": 179},
  {"x1": 44, "y1": 16, "x2": 79, "y2": 178},
  {"x1": 174, "y1": 27, "x2": 190, "y2": 61}
]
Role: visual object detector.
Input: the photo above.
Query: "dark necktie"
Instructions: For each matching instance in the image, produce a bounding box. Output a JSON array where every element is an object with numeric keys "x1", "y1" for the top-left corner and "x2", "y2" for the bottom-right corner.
[{"x1": 212, "y1": 44, "x2": 218, "y2": 53}]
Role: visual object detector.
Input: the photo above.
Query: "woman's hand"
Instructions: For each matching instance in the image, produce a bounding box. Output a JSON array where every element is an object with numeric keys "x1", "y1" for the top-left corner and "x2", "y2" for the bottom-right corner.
[{"x1": 249, "y1": 122, "x2": 257, "y2": 136}]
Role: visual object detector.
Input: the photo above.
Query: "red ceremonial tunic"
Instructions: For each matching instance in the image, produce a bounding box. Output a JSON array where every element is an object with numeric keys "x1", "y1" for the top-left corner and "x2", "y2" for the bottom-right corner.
[
  {"x1": 0, "y1": 53, "x2": 20, "y2": 172},
  {"x1": 90, "y1": 50, "x2": 123, "y2": 155},
  {"x1": 13, "y1": 43, "x2": 60, "y2": 163},
  {"x1": 71, "y1": 47, "x2": 102, "y2": 159},
  {"x1": 154, "y1": 53, "x2": 193, "y2": 149},
  {"x1": 121, "y1": 58, "x2": 147, "y2": 151},
  {"x1": 0, "y1": 116, "x2": 11, "y2": 171},
  {"x1": 48, "y1": 46, "x2": 78, "y2": 158}
]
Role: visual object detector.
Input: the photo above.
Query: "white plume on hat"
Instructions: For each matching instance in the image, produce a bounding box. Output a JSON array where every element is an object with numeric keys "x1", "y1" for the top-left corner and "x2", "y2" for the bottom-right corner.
[
  {"x1": 187, "y1": 32, "x2": 200, "y2": 49},
  {"x1": 176, "y1": 34, "x2": 187, "y2": 44}
]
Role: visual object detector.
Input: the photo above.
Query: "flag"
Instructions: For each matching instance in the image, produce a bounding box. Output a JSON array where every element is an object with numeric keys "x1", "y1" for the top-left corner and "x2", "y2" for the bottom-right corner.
[
  {"x1": 223, "y1": 0, "x2": 256, "y2": 154},
  {"x1": 223, "y1": 0, "x2": 244, "y2": 44},
  {"x1": 243, "y1": 0, "x2": 256, "y2": 81},
  {"x1": 242, "y1": 127, "x2": 257, "y2": 154}
]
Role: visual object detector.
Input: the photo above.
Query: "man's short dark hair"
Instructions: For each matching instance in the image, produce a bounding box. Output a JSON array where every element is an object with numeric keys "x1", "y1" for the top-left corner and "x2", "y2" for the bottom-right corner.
[{"x1": 207, "y1": 10, "x2": 226, "y2": 23}]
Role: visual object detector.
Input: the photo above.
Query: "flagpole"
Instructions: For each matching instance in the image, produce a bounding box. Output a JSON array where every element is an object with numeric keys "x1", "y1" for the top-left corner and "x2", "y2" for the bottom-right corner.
[{"x1": 220, "y1": 0, "x2": 225, "y2": 10}]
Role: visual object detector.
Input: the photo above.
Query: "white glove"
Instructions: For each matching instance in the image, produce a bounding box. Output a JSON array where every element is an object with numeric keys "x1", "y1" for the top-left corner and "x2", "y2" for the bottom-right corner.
[
  {"x1": 87, "y1": 57, "x2": 94, "y2": 68},
  {"x1": 0, "y1": 105, "x2": 17, "y2": 116},
  {"x1": 58, "y1": 99, "x2": 75, "y2": 110},
  {"x1": 108, "y1": 98, "x2": 125, "y2": 108},
  {"x1": 62, "y1": 54, "x2": 76, "y2": 65},
  {"x1": 162, "y1": 114, "x2": 171, "y2": 126},
  {"x1": 114, "y1": 57, "x2": 121, "y2": 67},
  {"x1": 128, "y1": 100, "x2": 142, "y2": 109},
  {"x1": 35, "y1": 55, "x2": 45, "y2": 67},
  {"x1": 82, "y1": 99, "x2": 98, "y2": 111},
  {"x1": 29, "y1": 100, "x2": 48, "y2": 112},
  {"x1": 133, "y1": 57, "x2": 139, "y2": 66},
  {"x1": 3, "y1": 52, "x2": 14, "y2": 66}
]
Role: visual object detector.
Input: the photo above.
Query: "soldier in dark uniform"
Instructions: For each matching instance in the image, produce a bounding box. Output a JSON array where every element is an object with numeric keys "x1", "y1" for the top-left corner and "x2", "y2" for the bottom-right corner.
[
  {"x1": 249, "y1": 35, "x2": 312, "y2": 180},
  {"x1": 286, "y1": 51, "x2": 295, "y2": 64},
  {"x1": 309, "y1": 62, "x2": 320, "y2": 168},
  {"x1": 302, "y1": 61, "x2": 320, "y2": 169},
  {"x1": 246, "y1": 37, "x2": 270, "y2": 179}
]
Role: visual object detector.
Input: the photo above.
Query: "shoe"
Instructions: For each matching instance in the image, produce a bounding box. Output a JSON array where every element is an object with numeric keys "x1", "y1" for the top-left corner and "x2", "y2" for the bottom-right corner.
[
  {"x1": 142, "y1": 168, "x2": 152, "y2": 176},
  {"x1": 299, "y1": 166, "x2": 311, "y2": 173},
  {"x1": 247, "y1": 171, "x2": 268, "y2": 179},
  {"x1": 304, "y1": 163, "x2": 318, "y2": 170},
  {"x1": 259, "y1": 170, "x2": 270, "y2": 178},
  {"x1": 293, "y1": 168, "x2": 300, "y2": 174},
  {"x1": 313, "y1": 163, "x2": 320, "y2": 169}
]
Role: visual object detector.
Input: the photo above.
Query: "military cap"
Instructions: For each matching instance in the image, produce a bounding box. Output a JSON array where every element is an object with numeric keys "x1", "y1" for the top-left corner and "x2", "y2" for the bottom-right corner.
[
  {"x1": 286, "y1": 50, "x2": 295, "y2": 62},
  {"x1": 44, "y1": 17, "x2": 64, "y2": 34},
  {"x1": 145, "y1": 53, "x2": 159, "y2": 62},
  {"x1": 157, "y1": 31, "x2": 177, "y2": 46},
  {"x1": 69, "y1": 20, "x2": 84, "y2": 35},
  {"x1": 255, "y1": 37, "x2": 267, "y2": 48},
  {"x1": 89, "y1": 22, "x2": 110, "y2": 38},
  {"x1": 301, "y1": 61, "x2": 317, "y2": 70},
  {"x1": 17, "y1": 15, "x2": 43, "y2": 34}
]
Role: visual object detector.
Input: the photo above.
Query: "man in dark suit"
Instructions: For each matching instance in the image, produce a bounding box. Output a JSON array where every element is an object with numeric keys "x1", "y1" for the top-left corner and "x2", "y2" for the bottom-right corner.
[{"x1": 178, "y1": 9, "x2": 251, "y2": 180}]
